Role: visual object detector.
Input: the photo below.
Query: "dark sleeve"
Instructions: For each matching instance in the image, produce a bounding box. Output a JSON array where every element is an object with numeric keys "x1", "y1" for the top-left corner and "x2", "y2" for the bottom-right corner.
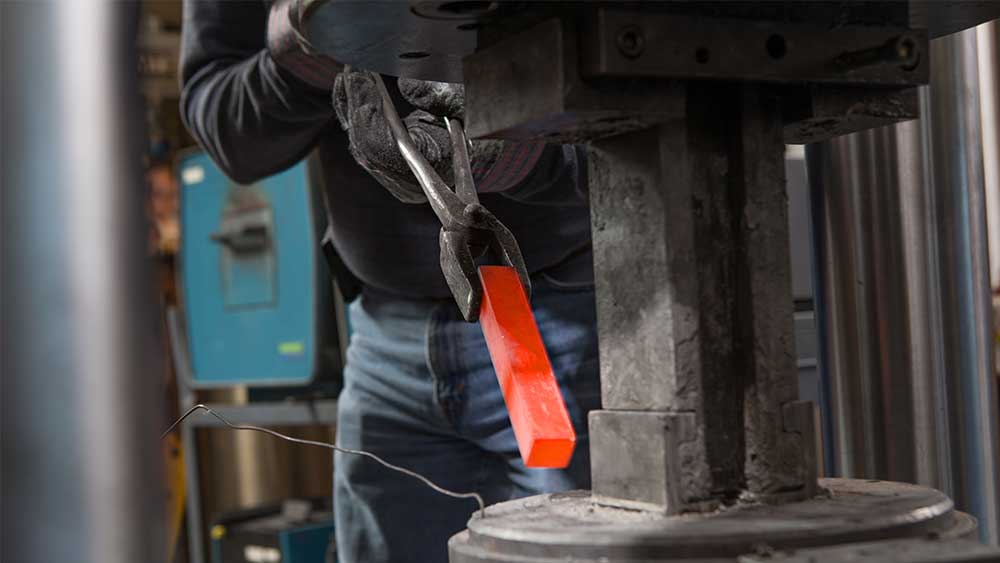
[
  {"x1": 179, "y1": 0, "x2": 335, "y2": 184},
  {"x1": 500, "y1": 145, "x2": 589, "y2": 206}
]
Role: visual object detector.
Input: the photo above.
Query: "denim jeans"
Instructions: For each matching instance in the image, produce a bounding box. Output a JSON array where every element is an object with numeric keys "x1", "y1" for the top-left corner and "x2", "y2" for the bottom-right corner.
[{"x1": 333, "y1": 276, "x2": 601, "y2": 563}]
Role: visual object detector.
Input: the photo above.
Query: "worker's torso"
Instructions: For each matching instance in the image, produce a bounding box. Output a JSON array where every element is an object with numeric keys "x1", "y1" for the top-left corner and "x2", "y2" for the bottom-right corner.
[{"x1": 316, "y1": 126, "x2": 594, "y2": 299}]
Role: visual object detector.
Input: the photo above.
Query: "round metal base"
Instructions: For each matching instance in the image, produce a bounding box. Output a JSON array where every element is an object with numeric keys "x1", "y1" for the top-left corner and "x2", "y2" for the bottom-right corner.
[{"x1": 449, "y1": 478, "x2": 977, "y2": 563}]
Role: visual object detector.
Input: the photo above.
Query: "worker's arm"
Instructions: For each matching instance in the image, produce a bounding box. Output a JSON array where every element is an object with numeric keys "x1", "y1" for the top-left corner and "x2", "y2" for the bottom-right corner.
[
  {"x1": 499, "y1": 145, "x2": 588, "y2": 206},
  {"x1": 179, "y1": 0, "x2": 337, "y2": 184}
]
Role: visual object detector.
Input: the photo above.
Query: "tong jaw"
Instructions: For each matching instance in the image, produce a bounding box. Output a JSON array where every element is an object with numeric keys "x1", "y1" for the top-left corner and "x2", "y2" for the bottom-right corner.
[{"x1": 440, "y1": 204, "x2": 531, "y2": 322}]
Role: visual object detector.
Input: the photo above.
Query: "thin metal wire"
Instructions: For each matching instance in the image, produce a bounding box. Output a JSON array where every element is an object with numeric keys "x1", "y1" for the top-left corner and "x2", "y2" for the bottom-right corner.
[{"x1": 163, "y1": 404, "x2": 485, "y2": 515}]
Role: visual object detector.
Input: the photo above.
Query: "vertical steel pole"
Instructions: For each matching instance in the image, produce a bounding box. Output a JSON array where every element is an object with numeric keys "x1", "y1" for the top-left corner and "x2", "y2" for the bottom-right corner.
[
  {"x1": 977, "y1": 22, "x2": 1000, "y2": 290},
  {"x1": 928, "y1": 28, "x2": 1000, "y2": 544},
  {"x1": 1, "y1": 3, "x2": 166, "y2": 563},
  {"x1": 805, "y1": 118, "x2": 949, "y2": 488},
  {"x1": 807, "y1": 28, "x2": 1000, "y2": 543},
  {"x1": 589, "y1": 84, "x2": 813, "y2": 514}
]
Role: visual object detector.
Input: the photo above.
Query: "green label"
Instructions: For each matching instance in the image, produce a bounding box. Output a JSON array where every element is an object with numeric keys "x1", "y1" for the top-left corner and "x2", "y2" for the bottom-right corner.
[{"x1": 278, "y1": 341, "x2": 305, "y2": 356}]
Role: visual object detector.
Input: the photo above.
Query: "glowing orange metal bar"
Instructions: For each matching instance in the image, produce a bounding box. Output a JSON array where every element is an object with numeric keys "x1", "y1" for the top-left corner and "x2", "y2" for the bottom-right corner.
[{"x1": 478, "y1": 265, "x2": 576, "y2": 468}]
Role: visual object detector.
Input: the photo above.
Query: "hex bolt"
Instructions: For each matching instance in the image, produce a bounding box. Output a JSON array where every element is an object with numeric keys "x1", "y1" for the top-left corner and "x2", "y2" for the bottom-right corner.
[
  {"x1": 834, "y1": 34, "x2": 921, "y2": 72},
  {"x1": 616, "y1": 25, "x2": 645, "y2": 59},
  {"x1": 895, "y1": 35, "x2": 920, "y2": 70}
]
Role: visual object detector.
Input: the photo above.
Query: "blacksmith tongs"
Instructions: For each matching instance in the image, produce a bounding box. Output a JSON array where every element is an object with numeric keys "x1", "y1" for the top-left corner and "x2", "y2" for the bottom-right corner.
[{"x1": 372, "y1": 74, "x2": 531, "y2": 322}]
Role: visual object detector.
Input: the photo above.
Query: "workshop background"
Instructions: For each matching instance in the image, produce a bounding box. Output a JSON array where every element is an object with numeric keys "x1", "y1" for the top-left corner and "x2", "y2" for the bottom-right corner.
[
  {"x1": 140, "y1": 3, "x2": 342, "y2": 563},
  {"x1": 4, "y1": 2, "x2": 1000, "y2": 563},
  {"x1": 134, "y1": 3, "x2": 1000, "y2": 560}
]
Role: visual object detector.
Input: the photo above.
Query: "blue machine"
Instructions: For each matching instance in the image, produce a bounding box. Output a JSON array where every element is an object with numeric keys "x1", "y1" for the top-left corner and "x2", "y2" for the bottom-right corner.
[
  {"x1": 210, "y1": 499, "x2": 336, "y2": 563},
  {"x1": 178, "y1": 151, "x2": 338, "y2": 387}
]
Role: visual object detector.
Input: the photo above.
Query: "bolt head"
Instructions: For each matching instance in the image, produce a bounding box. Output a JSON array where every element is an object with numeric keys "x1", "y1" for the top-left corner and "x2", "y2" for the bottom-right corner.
[{"x1": 616, "y1": 25, "x2": 645, "y2": 59}]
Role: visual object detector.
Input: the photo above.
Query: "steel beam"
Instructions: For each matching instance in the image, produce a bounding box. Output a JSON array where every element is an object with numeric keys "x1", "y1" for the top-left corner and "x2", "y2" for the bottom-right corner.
[
  {"x1": 586, "y1": 82, "x2": 813, "y2": 512},
  {"x1": 782, "y1": 85, "x2": 919, "y2": 144},
  {"x1": 580, "y1": 9, "x2": 929, "y2": 85},
  {"x1": 464, "y1": 18, "x2": 684, "y2": 143},
  {"x1": 465, "y1": 18, "x2": 922, "y2": 145}
]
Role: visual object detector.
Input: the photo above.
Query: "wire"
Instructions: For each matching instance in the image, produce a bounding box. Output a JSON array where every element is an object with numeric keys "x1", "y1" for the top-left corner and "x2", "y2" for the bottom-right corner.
[{"x1": 163, "y1": 404, "x2": 485, "y2": 516}]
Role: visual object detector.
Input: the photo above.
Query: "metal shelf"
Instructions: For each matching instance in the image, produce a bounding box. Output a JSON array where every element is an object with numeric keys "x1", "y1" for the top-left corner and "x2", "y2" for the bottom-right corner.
[
  {"x1": 183, "y1": 400, "x2": 339, "y2": 428},
  {"x1": 168, "y1": 308, "x2": 340, "y2": 563}
]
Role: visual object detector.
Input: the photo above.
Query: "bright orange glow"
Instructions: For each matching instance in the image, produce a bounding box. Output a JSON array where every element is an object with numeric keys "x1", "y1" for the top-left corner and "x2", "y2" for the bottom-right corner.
[{"x1": 478, "y1": 266, "x2": 576, "y2": 468}]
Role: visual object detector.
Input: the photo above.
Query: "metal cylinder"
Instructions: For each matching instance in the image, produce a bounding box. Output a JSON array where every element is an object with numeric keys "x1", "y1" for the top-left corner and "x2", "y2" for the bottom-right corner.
[
  {"x1": 978, "y1": 22, "x2": 1000, "y2": 291},
  {"x1": 928, "y1": 28, "x2": 1000, "y2": 544},
  {"x1": 806, "y1": 118, "x2": 947, "y2": 487},
  {"x1": 806, "y1": 28, "x2": 1000, "y2": 543},
  {"x1": 1, "y1": 3, "x2": 166, "y2": 563}
]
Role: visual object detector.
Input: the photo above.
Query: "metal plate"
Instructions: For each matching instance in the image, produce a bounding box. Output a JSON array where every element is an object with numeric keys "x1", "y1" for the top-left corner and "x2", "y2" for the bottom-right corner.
[
  {"x1": 738, "y1": 537, "x2": 1000, "y2": 563},
  {"x1": 301, "y1": 1, "x2": 1000, "y2": 82},
  {"x1": 580, "y1": 11, "x2": 928, "y2": 86},
  {"x1": 450, "y1": 479, "x2": 970, "y2": 562},
  {"x1": 301, "y1": 0, "x2": 485, "y2": 82}
]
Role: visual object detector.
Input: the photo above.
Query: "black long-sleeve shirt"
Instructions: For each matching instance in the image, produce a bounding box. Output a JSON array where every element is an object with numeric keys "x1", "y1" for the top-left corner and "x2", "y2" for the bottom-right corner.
[{"x1": 179, "y1": 0, "x2": 593, "y2": 298}]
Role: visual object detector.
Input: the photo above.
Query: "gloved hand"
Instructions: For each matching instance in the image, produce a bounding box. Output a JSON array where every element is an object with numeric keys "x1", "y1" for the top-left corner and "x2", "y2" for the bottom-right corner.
[
  {"x1": 333, "y1": 68, "x2": 508, "y2": 204},
  {"x1": 266, "y1": 0, "x2": 341, "y2": 90},
  {"x1": 397, "y1": 77, "x2": 467, "y2": 120}
]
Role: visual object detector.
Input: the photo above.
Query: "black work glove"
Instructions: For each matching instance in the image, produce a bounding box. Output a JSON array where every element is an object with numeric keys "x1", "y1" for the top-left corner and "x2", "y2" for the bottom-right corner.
[
  {"x1": 333, "y1": 68, "x2": 509, "y2": 204},
  {"x1": 266, "y1": 0, "x2": 341, "y2": 90},
  {"x1": 397, "y1": 77, "x2": 467, "y2": 120}
]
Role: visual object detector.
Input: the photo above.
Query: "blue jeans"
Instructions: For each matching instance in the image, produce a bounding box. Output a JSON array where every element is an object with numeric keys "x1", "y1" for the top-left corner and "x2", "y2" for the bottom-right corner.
[{"x1": 334, "y1": 276, "x2": 601, "y2": 563}]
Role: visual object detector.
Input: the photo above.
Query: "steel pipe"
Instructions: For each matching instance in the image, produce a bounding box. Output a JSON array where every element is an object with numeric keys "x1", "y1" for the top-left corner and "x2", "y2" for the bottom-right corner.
[
  {"x1": 976, "y1": 22, "x2": 1000, "y2": 290},
  {"x1": 1, "y1": 3, "x2": 165, "y2": 563},
  {"x1": 806, "y1": 27, "x2": 1000, "y2": 543},
  {"x1": 928, "y1": 28, "x2": 1000, "y2": 544},
  {"x1": 806, "y1": 118, "x2": 948, "y2": 488}
]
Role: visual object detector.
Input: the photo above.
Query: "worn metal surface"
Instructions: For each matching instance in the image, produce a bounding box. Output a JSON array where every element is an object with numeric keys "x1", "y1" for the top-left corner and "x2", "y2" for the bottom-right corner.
[
  {"x1": 734, "y1": 87, "x2": 806, "y2": 499},
  {"x1": 580, "y1": 9, "x2": 928, "y2": 85},
  {"x1": 589, "y1": 411, "x2": 697, "y2": 513},
  {"x1": 301, "y1": 0, "x2": 480, "y2": 83},
  {"x1": 464, "y1": 17, "x2": 922, "y2": 144},
  {"x1": 781, "y1": 401, "x2": 819, "y2": 496},
  {"x1": 587, "y1": 119, "x2": 723, "y2": 508},
  {"x1": 586, "y1": 83, "x2": 810, "y2": 510},
  {"x1": 782, "y1": 85, "x2": 919, "y2": 144},
  {"x1": 449, "y1": 479, "x2": 974, "y2": 563},
  {"x1": 300, "y1": 1, "x2": 1000, "y2": 82},
  {"x1": 587, "y1": 123, "x2": 699, "y2": 413},
  {"x1": 464, "y1": 18, "x2": 685, "y2": 142},
  {"x1": 738, "y1": 538, "x2": 998, "y2": 563}
]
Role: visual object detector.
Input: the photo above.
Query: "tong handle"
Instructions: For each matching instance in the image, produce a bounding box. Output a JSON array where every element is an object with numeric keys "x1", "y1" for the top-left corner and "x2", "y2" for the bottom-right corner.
[
  {"x1": 372, "y1": 74, "x2": 471, "y2": 230},
  {"x1": 446, "y1": 117, "x2": 478, "y2": 206},
  {"x1": 369, "y1": 72, "x2": 531, "y2": 322}
]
